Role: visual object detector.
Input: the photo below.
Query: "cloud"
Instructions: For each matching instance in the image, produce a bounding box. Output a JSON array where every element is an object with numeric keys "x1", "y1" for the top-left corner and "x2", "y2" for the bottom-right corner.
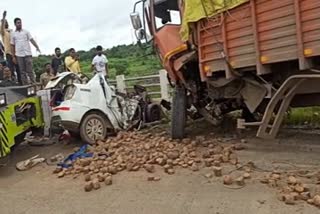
[{"x1": 1, "y1": 0, "x2": 139, "y2": 55}]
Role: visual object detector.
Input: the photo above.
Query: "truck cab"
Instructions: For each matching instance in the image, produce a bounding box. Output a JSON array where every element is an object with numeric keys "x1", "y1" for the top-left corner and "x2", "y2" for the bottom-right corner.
[
  {"x1": 131, "y1": 0, "x2": 194, "y2": 84},
  {"x1": 131, "y1": 0, "x2": 205, "y2": 139}
]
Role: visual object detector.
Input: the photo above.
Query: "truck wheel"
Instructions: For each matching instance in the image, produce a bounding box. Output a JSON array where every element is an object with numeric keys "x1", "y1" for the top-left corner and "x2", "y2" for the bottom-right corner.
[
  {"x1": 80, "y1": 113, "x2": 110, "y2": 144},
  {"x1": 171, "y1": 86, "x2": 187, "y2": 139}
]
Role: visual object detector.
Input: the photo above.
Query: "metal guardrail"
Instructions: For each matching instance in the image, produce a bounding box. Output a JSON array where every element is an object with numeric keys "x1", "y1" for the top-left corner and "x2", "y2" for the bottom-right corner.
[{"x1": 112, "y1": 70, "x2": 170, "y2": 100}]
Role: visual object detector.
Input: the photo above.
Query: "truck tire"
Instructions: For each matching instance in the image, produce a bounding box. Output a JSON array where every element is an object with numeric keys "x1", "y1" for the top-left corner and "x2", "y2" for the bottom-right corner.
[
  {"x1": 80, "y1": 112, "x2": 109, "y2": 144},
  {"x1": 171, "y1": 86, "x2": 187, "y2": 139}
]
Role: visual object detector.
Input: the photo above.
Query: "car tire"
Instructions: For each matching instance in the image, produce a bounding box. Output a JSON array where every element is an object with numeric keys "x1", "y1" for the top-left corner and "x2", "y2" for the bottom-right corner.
[
  {"x1": 146, "y1": 103, "x2": 161, "y2": 123},
  {"x1": 80, "y1": 112, "x2": 110, "y2": 144},
  {"x1": 171, "y1": 86, "x2": 187, "y2": 139}
]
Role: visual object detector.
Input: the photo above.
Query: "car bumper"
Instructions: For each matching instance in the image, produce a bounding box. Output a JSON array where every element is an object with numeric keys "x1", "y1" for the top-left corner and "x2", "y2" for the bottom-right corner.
[
  {"x1": 51, "y1": 103, "x2": 88, "y2": 133},
  {"x1": 51, "y1": 115, "x2": 79, "y2": 133}
]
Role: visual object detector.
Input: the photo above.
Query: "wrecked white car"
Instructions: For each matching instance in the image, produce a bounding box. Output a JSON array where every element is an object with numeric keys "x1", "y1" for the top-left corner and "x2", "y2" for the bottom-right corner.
[{"x1": 45, "y1": 72, "x2": 161, "y2": 144}]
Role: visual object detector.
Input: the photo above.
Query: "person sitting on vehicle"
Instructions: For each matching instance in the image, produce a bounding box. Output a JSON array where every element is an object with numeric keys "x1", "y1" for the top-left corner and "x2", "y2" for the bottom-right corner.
[
  {"x1": 65, "y1": 48, "x2": 81, "y2": 74},
  {"x1": 0, "y1": 66, "x2": 18, "y2": 87},
  {"x1": 40, "y1": 63, "x2": 54, "y2": 88},
  {"x1": 92, "y1": 45, "x2": 108, "y2": 78}
]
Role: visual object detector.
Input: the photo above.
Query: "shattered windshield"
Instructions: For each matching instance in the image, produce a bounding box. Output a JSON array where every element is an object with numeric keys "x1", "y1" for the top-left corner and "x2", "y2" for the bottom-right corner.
[{"x1": 154, "y1": 0, "x2": 181, "y2": 30}]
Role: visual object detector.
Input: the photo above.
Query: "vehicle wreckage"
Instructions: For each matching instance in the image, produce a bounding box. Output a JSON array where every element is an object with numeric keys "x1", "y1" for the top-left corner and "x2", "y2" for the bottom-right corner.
[
  {"x1": 46, "y1": 72, "x2": 162, "y2": 144},
  {"x1": 0, "y1": 72, "x2": 162, "y2": 159}
]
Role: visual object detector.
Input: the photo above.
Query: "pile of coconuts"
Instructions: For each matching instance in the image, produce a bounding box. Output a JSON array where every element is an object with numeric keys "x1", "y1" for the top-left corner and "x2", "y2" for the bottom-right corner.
[{"x1": 53, "y1": 131, "x2": 246, "y2": 192}]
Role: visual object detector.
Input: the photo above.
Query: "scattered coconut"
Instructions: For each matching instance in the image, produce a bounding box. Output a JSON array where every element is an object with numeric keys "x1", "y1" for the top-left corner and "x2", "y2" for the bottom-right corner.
[
  {"x1": 84, "y1": 182, "x2": 93, "y2": 192},
  {"x1": 57, "y1": 171, "x2": 65, "y2": 178},
  {"x1": 154, "y1": 177, "x2": 161, "y2": 181},
  {"x1": 92, "y1": 179, "x2": 101, "y2": 190},
  {"x1": 294, "y1": 185, "x2": 305, "y2": 193},
  {"x1": 144, "y1": 164, "x2": 155, "y2": 173},
  {"x1": 313, "y1": 195, "x2": 320, "y2": 207},
  {"x1": 105, "y1": 176, "x2": 112, "y2": 186},
  {"x1": 148, "y1": 176, "x2": 155, "y2": 181},
  {"x1": 223, "y1": 175, "x2": 233, "y2": 185},
  {"x1": 167, "y1": 169, "x2": 175, "y2": 175},
  {"x1": 190, "y1": 163, "x2": 199, "y2": 172},
  {"x1": 84, "y1": 174, "x2": 91, "y2": 182},
  {"x1": 287, "y1": 176, "x2": 298, "y2": 185},
  {"x1": 284, "y1": 194, "x2": 295, "y2": 205}
]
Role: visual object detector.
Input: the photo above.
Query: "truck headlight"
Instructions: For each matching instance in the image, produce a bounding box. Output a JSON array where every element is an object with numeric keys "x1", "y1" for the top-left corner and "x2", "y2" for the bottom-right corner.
[
  {"x1": 0, "y1": 93, "x2": 7, "y2": 106},
  {"x1": 27, "y1": 86, "x2": 36, "y2": 96}
]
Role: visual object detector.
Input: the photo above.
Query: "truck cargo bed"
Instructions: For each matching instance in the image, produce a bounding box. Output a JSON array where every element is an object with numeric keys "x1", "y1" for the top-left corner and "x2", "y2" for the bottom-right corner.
[{"x1": 198, "y1": 0, "x2": 320, "y2": 79}]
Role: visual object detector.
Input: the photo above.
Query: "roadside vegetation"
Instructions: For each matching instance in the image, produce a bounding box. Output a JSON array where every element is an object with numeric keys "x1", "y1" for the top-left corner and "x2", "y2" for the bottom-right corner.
[{"x1": 33, "y1": 43, "x2": 162, "y2": 80}]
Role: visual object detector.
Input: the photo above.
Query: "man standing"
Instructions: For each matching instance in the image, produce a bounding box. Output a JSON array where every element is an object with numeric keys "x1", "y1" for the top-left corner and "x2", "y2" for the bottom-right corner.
[
  {"x1": 51, "y1": 47, "x2": 64, "y2": 75},
  {"x1": 1, "y1": 11, "x2": 20, "y2": 83},
  {"x1": 65, "y1": 48, "x2": 81, "y2": 74},
  {"x1": 92, "y1": 45, "x2": 108, "y2": 78},
  {"x1": 40, "y1": 63, "x2": 54, "y2": 87},
  {"x1": 10, "y1": 17, "x2": 41, "y2": 85}
]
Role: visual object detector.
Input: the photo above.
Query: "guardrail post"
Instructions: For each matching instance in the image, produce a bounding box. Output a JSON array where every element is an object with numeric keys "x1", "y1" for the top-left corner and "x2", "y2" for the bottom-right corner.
[
  {"x1": 116, "y1": 75, "x2": 126, "y2": 93},
  {"x1": 159, "y1": 69, "x2": 169, "y2": 100}
]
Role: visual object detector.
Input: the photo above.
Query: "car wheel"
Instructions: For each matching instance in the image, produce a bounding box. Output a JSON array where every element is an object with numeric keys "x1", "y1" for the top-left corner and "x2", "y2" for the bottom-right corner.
[
  {"x1": 146, "y1": 103, "x2": 161, "y2": 122},
  {"x1": 80, "y1": 113, "x2": 110, "y2": 144},
  {"x1": 171, "y1": 86, "x2": 187, "y2": 139}
]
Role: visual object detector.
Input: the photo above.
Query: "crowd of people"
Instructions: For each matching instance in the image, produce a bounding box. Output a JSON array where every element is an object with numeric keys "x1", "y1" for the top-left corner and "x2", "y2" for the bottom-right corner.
[{"x1": 0, "y1": 10, "x2": 109, "y2": 88}]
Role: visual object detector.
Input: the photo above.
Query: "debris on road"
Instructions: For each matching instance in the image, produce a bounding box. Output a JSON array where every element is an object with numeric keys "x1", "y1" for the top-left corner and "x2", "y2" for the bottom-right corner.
[
  {"x1": 235, "y1": 176, "x2": 245, "y2": 186},
  {"x1": 260, "y1": 169, "x2": 320, "y2": 208},
  {"x1": 53, "y1": 131, "x2": 246, "y2": 192},
  {"x1": 213, "y1": 166, "x2": 222, "y2": 177},
  {"x1": 47, "y1": 153, "x2": 65, "y2": 165},
  {"x1": 50, "y1": 130, "x2": 320, "y2": 209},
  {"x1": 16, "y1": 155, "x2": 45, "y2": 171}
]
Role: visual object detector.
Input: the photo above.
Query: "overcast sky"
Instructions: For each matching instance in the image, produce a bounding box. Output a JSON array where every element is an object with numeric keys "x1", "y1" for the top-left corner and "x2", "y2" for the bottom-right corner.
[{"x1": 1, "y1": 0, "x2": 138, "y2": 55}]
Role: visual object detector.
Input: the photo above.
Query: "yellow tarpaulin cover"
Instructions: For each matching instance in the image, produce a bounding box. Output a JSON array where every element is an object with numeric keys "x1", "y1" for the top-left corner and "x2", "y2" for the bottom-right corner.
[{"x1": 180, "y1": 0, "x2": 249, "y2": 41}]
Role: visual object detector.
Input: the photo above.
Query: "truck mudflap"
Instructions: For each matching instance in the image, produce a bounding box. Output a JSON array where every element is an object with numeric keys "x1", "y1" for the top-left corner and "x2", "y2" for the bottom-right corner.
[
  {"x1": 0, "y1": 111, "x2": 10, "y2": 158},
  {"x1": 238, "y1": 72, "x2": 320, "y2": 139}
]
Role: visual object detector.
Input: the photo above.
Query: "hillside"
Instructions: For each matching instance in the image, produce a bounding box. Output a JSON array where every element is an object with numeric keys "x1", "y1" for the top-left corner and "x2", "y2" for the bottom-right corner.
[{"x1": 33, "y1": 44, "x2": 162, "y2": 79}]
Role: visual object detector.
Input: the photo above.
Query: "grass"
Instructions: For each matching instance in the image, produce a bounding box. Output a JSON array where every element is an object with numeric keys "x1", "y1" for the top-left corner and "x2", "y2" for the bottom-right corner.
[{"x1": 284, "y1": 107, "x2": 320, "y2": 126}]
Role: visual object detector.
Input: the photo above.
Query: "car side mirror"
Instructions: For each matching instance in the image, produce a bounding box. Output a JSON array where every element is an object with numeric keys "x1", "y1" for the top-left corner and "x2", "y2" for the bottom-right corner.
[{"x1": 130, "y1": 12, "x2": 143, "y2": 30}]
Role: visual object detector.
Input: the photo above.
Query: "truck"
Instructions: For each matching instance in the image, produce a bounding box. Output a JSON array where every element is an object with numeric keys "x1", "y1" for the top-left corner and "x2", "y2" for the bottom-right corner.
[
  {"x1": 0, "y1": 85, "x2": 44, "y2": 159},
  {"x1": 130, "y1": 0, "x2": 320, "y2": 139}
]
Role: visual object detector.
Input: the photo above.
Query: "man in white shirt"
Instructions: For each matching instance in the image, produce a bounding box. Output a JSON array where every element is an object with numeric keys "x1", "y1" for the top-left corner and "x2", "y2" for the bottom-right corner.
[
  {"x1": 92, "y1": 45, "x2": 108, "y2": 78},
  {"x1": 10, "y1": 17, "x2": 41, "y2": 85}
]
